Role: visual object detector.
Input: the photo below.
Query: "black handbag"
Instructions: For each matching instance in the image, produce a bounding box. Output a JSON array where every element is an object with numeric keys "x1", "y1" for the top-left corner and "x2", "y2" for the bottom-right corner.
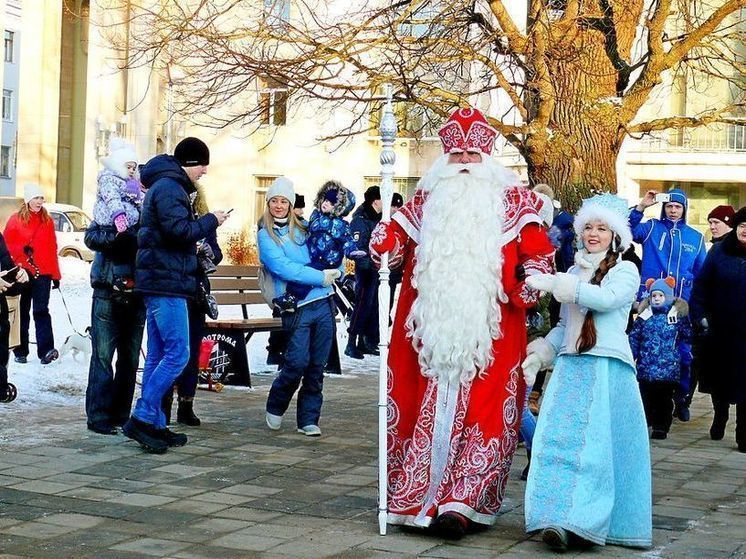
[{"x1": 198, "y1": 283, "x2": 219, "y2": 320}]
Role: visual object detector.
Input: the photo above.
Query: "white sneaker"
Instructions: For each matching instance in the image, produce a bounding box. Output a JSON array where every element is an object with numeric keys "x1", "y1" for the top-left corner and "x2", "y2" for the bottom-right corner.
[
  {"x1": 297, "y1": 425, "x2": 322, "y2": 436},
  {"x1": 266, "y1": 412, "x2": 283, "y2": 430}
]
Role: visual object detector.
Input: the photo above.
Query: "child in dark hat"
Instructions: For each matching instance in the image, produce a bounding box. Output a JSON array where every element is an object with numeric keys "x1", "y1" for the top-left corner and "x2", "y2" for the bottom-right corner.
[
  {"x1": 273, "y1": 181, "x2": 365, "y2": 313},
  {"x1": 629, "y1": 277, "x2": 692, "y2": 439}
]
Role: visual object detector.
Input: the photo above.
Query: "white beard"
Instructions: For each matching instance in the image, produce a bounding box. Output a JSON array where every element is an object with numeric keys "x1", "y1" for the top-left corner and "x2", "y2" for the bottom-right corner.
[{"x1": 406, "y1": 156, "x2": 511, "y2": 385}]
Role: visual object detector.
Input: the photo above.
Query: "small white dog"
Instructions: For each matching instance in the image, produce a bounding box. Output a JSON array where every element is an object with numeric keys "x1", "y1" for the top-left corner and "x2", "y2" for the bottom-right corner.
[{"x1": 59, "y1": 327, "x2": 92, "y2": 363}]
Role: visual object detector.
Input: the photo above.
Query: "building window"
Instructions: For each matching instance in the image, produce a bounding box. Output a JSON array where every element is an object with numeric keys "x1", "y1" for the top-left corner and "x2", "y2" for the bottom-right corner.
[
  {"x1": 264, "y1": 0, "x2": 290, "y2": 26},
  {"x1": 0, "y1": 146, "x2": 11, "y2": 178},
  {"x1": 4, "y1": 31, "x2": 14, "y2": 63},
  {"x1": 259, "y1": 78, "x2": 288, "y2": 126},
  {"x1": 364, "y1": 176, "x2": 420, "y2": 201},
  {"x1": 2, "y1": 90, "x2": 11, "y2": 121},
  {"x1": 255, "y1": 175, "x2": 278, "y2": 225}
]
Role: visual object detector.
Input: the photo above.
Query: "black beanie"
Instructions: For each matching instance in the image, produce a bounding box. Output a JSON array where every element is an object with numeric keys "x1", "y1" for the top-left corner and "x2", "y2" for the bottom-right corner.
[
  {"x1": 174, "y1": 137, "x2": 210, "y2": 167},
  {"x1": 364, "y1": 186, "x2": 381, "y2": 203},
  {"x1": 294, "y1": 194, "x2": 305, "y2": 209},
  {"x1": 732, "y1": 206, "x2": 746, "y2": 228}
]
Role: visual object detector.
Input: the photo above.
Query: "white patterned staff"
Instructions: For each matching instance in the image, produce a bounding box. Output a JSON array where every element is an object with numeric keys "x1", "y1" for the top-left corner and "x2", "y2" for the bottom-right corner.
[{"x1": 376, "y1": 85, "x2": 397, "y2": 536}]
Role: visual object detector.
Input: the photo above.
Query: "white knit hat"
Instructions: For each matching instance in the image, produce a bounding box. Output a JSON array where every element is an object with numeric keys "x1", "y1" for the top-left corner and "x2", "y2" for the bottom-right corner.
[
  {"x1": 266, "y1": 177, "x2": 295, "y2": 205},
  {"x1": 102, "y1": 138, "x2": 138, "y2": 179},
  {"x1": 24, "y1": 183, "x2": 45, "y2": 204}
]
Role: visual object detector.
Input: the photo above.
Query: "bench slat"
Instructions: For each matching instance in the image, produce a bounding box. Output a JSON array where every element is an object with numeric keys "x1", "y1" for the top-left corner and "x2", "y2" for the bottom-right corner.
[
  {"x1": 210, "y1": 278, "x2": 260, "y2": 291},
  {"x1": 211, "y1": 265, "x2": 260, "y2": 277},
  {"x1": 206, "y1": 318, "x2": 281, "y2": 330},
  {"x1": 212, "y1": 292, "x2": 267, "y2": 306}
]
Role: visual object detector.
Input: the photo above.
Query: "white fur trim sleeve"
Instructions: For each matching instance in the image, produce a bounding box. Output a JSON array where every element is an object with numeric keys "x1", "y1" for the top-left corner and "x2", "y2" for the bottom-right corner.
[
  {"x1": 526, "y1": 337, "x2": 556, "y2": 369},
  {"x1": 552, "y1": 273, "x2": 579, "y2": 304}
]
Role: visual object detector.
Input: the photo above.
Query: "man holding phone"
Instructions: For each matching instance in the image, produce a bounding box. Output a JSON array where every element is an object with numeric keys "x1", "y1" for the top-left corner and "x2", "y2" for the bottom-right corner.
[{"x1": 629, "y1": 188, "x2": 706, "y2": 422}]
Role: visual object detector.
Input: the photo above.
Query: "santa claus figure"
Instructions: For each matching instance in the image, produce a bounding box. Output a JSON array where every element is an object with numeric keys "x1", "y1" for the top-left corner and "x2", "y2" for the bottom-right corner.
[{"x1": 371, "y1": 108, "x2": 555, "y2": 538}]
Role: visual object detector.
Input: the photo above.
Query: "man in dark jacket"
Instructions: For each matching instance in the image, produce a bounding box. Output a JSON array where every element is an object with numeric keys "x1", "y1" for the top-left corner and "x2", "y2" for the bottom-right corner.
[
  {"x1": 1, "y1": 234, "x2": 29, "y2": 403},
  {"x1": 122, "y1": 137, "x2": 228, "y2": 453},
  {"x1": 84, "y1": 220, "x2": 145, "y2": 433},
  {"x1": 345, "y1": 185, "x2": 382, "y2": 359}
]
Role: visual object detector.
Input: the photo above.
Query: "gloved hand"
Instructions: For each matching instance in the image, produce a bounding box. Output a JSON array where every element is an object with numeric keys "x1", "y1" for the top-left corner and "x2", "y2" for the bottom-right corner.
[
  {"x1": 52, "y1": 279, "x2": 60, "y2": 290},
  {"x1": 525, "y1": 273, "x2": 556, "y2": 293},
  {"x1": 114, "y1": 213, "x2": 128, "y2": 234},
  {"x1": 16, "y1": 268, "x2": 29, "y2": 283},
  {"x1": 0, "y1": 277, "x2": 11, "y2": 293},
  {"x1": 322, "y1": 269, "x2": 342, "y2": 286},
  {"x1": 521, "y1": 353, "x2": 542, "y2": 386}
]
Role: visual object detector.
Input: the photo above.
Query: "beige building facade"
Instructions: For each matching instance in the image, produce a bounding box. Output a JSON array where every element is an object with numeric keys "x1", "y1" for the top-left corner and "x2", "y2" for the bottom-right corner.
[{"x1": 10, "y1": 2, "x2": 745, "y2": 243}]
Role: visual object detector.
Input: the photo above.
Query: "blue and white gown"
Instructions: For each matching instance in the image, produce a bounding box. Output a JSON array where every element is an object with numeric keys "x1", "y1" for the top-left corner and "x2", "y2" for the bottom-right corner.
[{"x1": 524, "y1": 253, "x2": 652, "y2": 548}]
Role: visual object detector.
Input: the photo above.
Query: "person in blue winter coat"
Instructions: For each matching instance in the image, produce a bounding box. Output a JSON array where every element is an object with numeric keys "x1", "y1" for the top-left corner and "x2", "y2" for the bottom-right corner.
[
  {"x1": 629, "y1": 188, "x2": 706, "y2": 421},
  {"x1": 629, "y1": 189, "x2": 706, "y2": 302},
  {"x1": 273, "y1": 180, "x2": 363, "y2": 313},
  {"x1": 629, "y1": 277, "x2": 692, "y2": 440},
  {"x1": 258, "y1": 177, "x2": 339, "y2": 437}
]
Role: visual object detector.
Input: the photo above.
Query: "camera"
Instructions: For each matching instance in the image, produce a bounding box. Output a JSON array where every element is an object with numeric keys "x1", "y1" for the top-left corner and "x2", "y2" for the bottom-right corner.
[
  {"x1": 197, "y1": 241, "x2": 217, "y2": 275},
  {"x1": 655, "y1": 193, "x2": 671, "y2": 203}
]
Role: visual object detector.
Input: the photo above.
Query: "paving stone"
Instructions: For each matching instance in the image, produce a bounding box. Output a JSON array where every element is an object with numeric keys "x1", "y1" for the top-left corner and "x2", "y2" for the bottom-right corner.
[
  {"x1": 106, "y1": 493, "x2": 177, "y2": 507},
  {"x1": 3, "y1": 520, "x2": 78, "y2": 539},
  {"x1": 36, "y1": 512, "x2": 106, "y2": 529},
  {"x1": 109, "y1": 537, "x2": 192, "y2": 556}
]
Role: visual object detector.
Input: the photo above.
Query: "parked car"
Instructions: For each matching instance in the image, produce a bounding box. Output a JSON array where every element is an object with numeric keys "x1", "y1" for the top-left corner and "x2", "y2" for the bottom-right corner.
[{"x1": 46, "y1": 203, "x2": 94, "y2": 262}]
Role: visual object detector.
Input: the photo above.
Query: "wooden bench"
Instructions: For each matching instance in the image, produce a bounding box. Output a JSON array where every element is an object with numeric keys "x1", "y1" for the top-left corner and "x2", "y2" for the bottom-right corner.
[
  {"x1": 207, "y1": 264, "x2": 343, "y2": 386},
  {"x1": 206, "y1": 265, "x2": 283, "y2": 386}
]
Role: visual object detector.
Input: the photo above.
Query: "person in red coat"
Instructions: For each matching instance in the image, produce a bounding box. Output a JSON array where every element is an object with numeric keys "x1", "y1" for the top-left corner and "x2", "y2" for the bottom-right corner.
[
  {"x1": 3, "y1": 183, "x2": 61, "y2": 364},
  {"x1": 370, "y1": 108, "x2": 555, "y2": 539}
]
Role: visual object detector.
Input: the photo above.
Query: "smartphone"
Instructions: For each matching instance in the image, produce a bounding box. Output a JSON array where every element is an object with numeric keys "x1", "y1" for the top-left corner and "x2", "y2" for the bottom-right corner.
[
  {"x1": 1, "y1": 266, "x2": 18, "y2": 283},
  {"x1": 655, "y1": 193, "x2": 671, "y2": 203}
]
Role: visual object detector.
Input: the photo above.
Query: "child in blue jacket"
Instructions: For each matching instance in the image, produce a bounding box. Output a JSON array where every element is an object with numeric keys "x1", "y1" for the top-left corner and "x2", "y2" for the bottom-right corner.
[
  {"x1": 273, "y1": 180, "x2": 363, "y2": 312},
  {"x1": 629, "y1": 277, "x2": 692, "y2": 439}
]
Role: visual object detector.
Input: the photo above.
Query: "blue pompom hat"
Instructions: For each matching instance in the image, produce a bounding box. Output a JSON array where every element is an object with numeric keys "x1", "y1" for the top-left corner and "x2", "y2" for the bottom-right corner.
[
  {"x1": 574, "y1": 193, "x2": 633, "y2": 252},
  {"x1": 647, "y1": 277, "x2": 675, "y2": 304}
]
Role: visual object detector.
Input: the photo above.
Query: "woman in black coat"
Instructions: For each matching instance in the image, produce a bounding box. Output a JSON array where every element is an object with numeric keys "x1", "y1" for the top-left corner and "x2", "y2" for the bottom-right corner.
[{"x1": 690, "y1": 207, "x2": 746, "y2": 453}]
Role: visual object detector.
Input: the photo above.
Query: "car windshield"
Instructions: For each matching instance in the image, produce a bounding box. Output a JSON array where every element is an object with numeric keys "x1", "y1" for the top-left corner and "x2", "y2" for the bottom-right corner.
[{"x1": 65, "y1": 211, "x2": 91, "y2": 232}]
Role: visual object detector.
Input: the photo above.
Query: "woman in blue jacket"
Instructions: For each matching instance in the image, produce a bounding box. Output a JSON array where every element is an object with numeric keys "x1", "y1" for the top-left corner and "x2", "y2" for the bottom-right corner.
[
  {"x1": 258, "y1": 177, "x2": 339, "y2": 437},
  {"x1": 521, "y1": 194, "x2": 651, "y2": 552}
]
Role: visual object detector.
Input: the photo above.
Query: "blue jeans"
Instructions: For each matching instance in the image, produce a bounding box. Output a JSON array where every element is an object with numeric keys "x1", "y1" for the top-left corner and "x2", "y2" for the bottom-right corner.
[
  {"x1": 266, "y1": 297, "x2": 335, "y2": 428},
  {"x1": 132, "y1": 296, "x2": 189, "y2": 428},
  {"x1": 172, "y1": 300, "x2": 205, "y2": 399},
  {"x1": 85, "y1": 295, "x2": 146, "y2": 427},
  {"x1": 13, "y1": 275, "x2": 54, "y2": 359},
  {"x1": 520, "y1": 387, "x2": 537, "y2": 451}
]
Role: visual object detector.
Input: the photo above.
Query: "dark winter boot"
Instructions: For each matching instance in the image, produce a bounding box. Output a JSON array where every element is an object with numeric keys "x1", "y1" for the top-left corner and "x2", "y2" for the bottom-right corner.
[
  {"x1": 520, "y1": 449, "x2": 531, "y2": 481},
  {"x1": 162, "y1": 393, "x2": 174, "y2": 425},
  {"x1": 359, "y1": 336, "x2": 380, "y2": 356},
  {"x1": 40, "y1": 349, "x2": 59, "y2": 365},
  {"x1": 122, "y1": 417, "x2": 168, "y2": 454},
  {"x1": 710, "y1": 416, "x2": 727, "y2": 441},
  {"x1": 0, "y1": 383, "x2": 17, "y2": 403},
  {"x1": 344, "y1": 336, "x2": 364, "y2": 360},
  {"x1": 177, "y1": 397, "x2": 201, "y2": 427}
]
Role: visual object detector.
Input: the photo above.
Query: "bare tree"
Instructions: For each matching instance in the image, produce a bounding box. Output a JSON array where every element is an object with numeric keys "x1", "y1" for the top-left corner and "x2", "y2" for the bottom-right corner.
[{"x1": 100, "y1": 0, "x2": 746, "y2": 201}]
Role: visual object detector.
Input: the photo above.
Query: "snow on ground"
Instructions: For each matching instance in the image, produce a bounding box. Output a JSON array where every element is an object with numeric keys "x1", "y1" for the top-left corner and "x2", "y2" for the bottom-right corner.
[{"x1": 1, "y1": 257, "x2": 379, "y2": 443}]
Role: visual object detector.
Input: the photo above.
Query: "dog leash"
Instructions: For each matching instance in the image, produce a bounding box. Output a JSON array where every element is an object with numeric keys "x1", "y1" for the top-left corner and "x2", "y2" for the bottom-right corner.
[{"x1": 56, "y1": 286, "x2": 87, "y2": 337}]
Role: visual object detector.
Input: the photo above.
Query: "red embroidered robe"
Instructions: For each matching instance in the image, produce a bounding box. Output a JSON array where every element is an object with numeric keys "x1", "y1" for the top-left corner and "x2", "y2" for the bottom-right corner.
[{"x1": 370, "y1": 186, "x2": 555, "y2": 527}]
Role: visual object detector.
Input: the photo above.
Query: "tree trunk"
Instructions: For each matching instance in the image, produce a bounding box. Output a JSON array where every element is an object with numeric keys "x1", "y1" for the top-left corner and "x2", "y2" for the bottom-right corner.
[{"x1": 522, "y1": 1, "x2": 642, "y2": 211}]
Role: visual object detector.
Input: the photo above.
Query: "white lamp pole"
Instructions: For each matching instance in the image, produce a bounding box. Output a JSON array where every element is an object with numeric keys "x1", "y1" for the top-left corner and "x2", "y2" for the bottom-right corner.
[{"x1": 377, "y1": 85, "x2": 397, "y2": 536}]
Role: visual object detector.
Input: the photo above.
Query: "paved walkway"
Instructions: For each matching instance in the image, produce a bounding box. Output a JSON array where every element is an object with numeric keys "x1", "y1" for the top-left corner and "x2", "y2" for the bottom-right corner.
[{"x1": 1, "y1": 371, "x2": 745, "y2": 558}]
